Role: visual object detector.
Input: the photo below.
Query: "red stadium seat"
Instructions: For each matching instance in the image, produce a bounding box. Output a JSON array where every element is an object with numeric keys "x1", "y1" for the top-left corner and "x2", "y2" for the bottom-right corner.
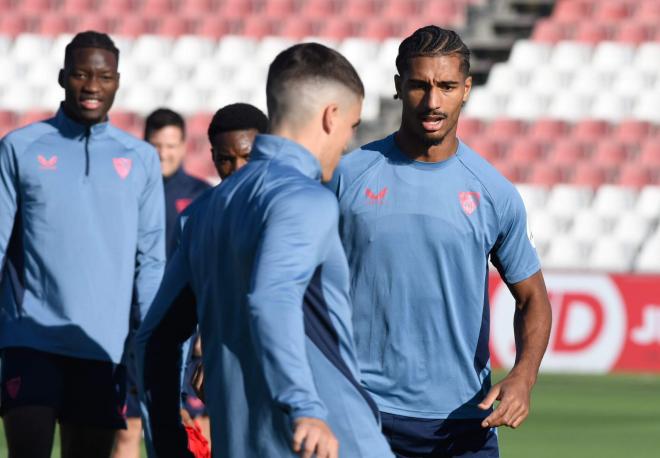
[
  {"x1": 617, "y1": 164, "x2": 653, "y2": 188},
  {"x1": 381, "y1": 0, "x2": 418, "y2": 18},
  {"x1": 301, "y1": 0, "x2": 337, "y2": 18},
  {"x1": 192, "y1": 16, "x2": 231, "y2": 39},
  {"x1": 421, "y1": 2, "x2": 460, "y2": 26},
  {"x1": 492, "y1": 160, "x2": 522, "y2": 183},
  {"x1": 19, "y1": 0, "x2": 53, "y2": 13},
  {"x1": 483, "y1": 118, "x2": 526, "y2": 141},
  {"x1": 594, "y1": 1, "x2": 632, "y2": 22},
  {"x1": 614, "y1": 21, "x2": 651, "y2": 44},
  {"x1": 320, "y1": 18, "x2": 358, "y2": 40},
  {"x1": 592, "y1": 142, "x2": 629, "y2": 167},
  {"x1": 280, "y1": 17, "x2": 315, "y2": 40},
  {"x1": 241, "y1": 17, "x2": 275, "y2": 38},
  {"x1": 613, "y1": 119, "x2": 651, "y2": 145},
  {"x1": 575, "y1": 23, "x2": 610, "y2": 43},
  {"x1": 264, "y1": 0, "x2": 296, "y2": 17},
  {"x1": 506, "y1": 139, "x2": 545, "y2": 165},
  {"x1": 75, "y1": 15, "x2": 111, "y2": 33},
  {"x1": 457, "y1": 118, "x2": 484, "y2": 140},
  {"x1": 639, "y1": 141, "x2": 660, "y2": 167},
  {"x1": 219, "y1": 0, "x2": 254, "y2": 19},
  {"x1": 178, "y1": 0, "x2": 213, "y2": 14},
  {"x1": 61, "y1": 0, "x2": 95, "y2": 12},
  {"x1": 154, "y1": 16, "x2": 190, "y2": 37},
  {"x1": 553, "y1": 0, "x2": 591, "y2": 23},
  {"x1": 361, "y1": 20, "x2": 398, "y2": 40},
  {"x1": 17, "y1": 111, "x2": 53, "y2": 127},
  {"x1": 635, "y1": 0, "x2": 660, "y2": 23},
  {"x1": 37, "y1": 14, "x2": 71, "y2": 35},
  {"x1": 341, "y1": 0, "x2": 377, "y2": 17},
  {"x1": 528, "y1": 119, "x2": 569, "y2": 143},
  {"x1": 572, "y1": 119, "x2": 611, "y2": 143},
  {"x1": 532, "y1": 19, "x2": 568, "y2": 43},
  {"x1": 0, "y1": 14, "x2": 30, "y2": 36},
  {"x1": 187, "y1": 112, "x2": 214, "y2": 136},
  {"x1": 184, "y1": 155, "x2": 217, "y2": 182},
  {"x1": 528, "y1": 164, "x2": 562, "y2": 186},
  {"x1": 468, "y1": 138, "x2": 503, "y2": 163},
  {"x1": 547, "y1": 139, "x2": 588, "y2": 167},
  {"x1": 0, "y1": 111, "x2": 17, "y2": 128},
  {"x1": 112, "y1": 17, "x2": 149, "y2": 37},
  {"x1": 110, "y1": 111, "x2": 138, "y2": 131},
  {"x1": 138, "y1": 0, "x2": 174, "y2": 14},
  {"x1": 99, "y1": 0, "x2": 132, "y2": 14},
  {"x1": 571, "y1": 163, "x2": 606, "y2": 188}
]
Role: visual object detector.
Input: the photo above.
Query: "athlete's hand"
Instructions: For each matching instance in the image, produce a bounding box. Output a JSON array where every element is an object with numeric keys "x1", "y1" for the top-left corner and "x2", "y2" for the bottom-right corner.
[
  {"x1": 478, "y1": 373, "x2": 533, "y2": 429},
  {"x1": 292, "y1": 417, "x2": 339, "y2": 458}
]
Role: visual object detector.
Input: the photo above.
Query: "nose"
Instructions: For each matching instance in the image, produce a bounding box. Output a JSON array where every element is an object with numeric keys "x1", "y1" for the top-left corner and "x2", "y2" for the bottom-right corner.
[
  {"x1": 82, "y1": 75, "x2": 101, "y2": 93},
  {"x1": 424, "y1": 87, "x2": 441, "y2": 110}
]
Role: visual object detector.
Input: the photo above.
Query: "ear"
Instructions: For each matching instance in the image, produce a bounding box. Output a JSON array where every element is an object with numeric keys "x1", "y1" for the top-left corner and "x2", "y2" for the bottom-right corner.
[
  {"x1": 116, "y1": 72, "x2": 121, "y2": 89},
  {"x1": 462, "y1": 75, "x2": 473, "y2": 103},
  {"x1": 394, "y1": 74, "x2": 402, "y2": 100},
  {"x1": 58, "y1": 69, "x2": 65, "y2": 89},
  {"x1": 321, "y1": 103, "x2": 339, "y2": 135}
]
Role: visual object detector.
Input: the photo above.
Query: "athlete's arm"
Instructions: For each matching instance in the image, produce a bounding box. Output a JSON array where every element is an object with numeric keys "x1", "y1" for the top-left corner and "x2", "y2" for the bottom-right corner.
[
  {"x1": 135, "y1": 246, "x2": 196, "y2": 458},
  {"x1": 479, "y1": 270, "x2": 552, "y2": 429},
  {"x1": 133, "y1": 148, "x2": 167, "y2": 321},
  {"x1": 0, "y1": 139, "x2": 18, "y2": 269},
  {"x1": 247, "y1": 189, "x2": 337, "y2": 453}
]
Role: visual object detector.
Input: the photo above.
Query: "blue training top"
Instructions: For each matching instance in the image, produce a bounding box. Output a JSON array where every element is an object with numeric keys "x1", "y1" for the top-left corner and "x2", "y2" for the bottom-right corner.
[
  {"x1": 0, "y1": 107, "x2": 166, "y2": 363},
  {"x1": 136, "y1": 134, "x2": 394, "y2": 457},
  {"x1": 328, "y1": 133, "x2": 540, "y2": 419}
]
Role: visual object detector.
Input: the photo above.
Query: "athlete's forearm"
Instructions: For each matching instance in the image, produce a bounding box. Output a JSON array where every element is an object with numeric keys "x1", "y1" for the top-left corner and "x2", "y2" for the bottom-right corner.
[{"x1": 509, "y1": 271, "x2": 552, "y2": 386}]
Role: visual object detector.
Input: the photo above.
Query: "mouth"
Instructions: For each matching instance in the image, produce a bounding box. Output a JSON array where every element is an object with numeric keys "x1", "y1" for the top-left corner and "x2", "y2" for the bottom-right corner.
[
  {"x1": 419, "y1": 114, "x2": 446, "y2": 132},
  {"x1": 80, "y1": 97, "x2": 102, "y2": 111}
]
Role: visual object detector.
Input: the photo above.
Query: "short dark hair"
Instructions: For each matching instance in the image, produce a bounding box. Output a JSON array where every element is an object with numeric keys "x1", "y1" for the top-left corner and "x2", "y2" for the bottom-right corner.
[
  {"x1": 266, "y1": 43, "x2": 364, "y2": 125},
  {"x1": 207, "y1": 103, "x2": 268, "y2": 143},
  {"x1": 64, "y1": 31, "x2": 119, "y2": 68},
  {"x1": 396, "y1": 25, "x2": 470, "y2": 77},
  {"x1": 144, "y1": 108, "x2": 186, "y2": 140}
]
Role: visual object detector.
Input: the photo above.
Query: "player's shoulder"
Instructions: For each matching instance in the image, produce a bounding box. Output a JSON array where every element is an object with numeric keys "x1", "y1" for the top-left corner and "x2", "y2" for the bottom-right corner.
[
  {"x1": 107, "y1": 124, "x2": 158, "y2": 159},
  {"x1": 1, "y1": 117, "x2": 58, "y2": 153},
  {"x1": 457, "y1": 139, "x2": 520, "y2": 204},
  {"x1": 337, "y1": 134, "x2": 392, "y2": 177}
]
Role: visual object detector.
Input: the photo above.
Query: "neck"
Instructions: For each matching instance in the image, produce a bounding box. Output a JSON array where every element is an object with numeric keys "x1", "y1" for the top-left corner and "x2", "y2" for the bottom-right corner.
[
  {"x1": 395, "y1": 127, "x2": 458, "y2": 163},
  {"x1": 270, "y1": 124, "x2": 323, "y2": 163},
  {"x1": 62, "y1": 103, "x2": 102, "y2": 127}
]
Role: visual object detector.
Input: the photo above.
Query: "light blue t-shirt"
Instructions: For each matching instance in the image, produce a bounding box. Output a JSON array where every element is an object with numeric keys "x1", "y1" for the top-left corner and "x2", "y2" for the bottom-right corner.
[{"x1": 328, "y1": 134, "x2": 540, "y2": 419}]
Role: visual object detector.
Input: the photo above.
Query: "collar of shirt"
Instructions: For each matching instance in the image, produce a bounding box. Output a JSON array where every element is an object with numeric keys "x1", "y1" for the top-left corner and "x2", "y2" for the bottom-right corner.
[
  {"x1": 54, "y1": 103, "x2": 110, "y2": 138},
  {"x1": 251, "y1": 134, "x2": 322, "y2": 181},
  {"x1": 386, "y1": 133, "x2": 463, "y2": 171},
  {"x1": 163, "y1": 166, "x2": 186, "y2": 184}
]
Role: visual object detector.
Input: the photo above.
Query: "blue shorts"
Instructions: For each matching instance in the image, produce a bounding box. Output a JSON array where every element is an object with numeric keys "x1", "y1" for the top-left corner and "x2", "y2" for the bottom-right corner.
[
  {"x1": 0, "y1": 347, "x2": 127, "y2": 429},
  {"x1": 381, "y1": 412, "x2": 499, "y2": 458}
]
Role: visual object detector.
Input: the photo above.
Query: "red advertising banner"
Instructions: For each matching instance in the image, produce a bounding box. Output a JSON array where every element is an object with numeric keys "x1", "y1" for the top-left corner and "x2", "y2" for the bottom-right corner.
[{"x1": 488, "y1": 273, "x2": 660, "y2": 373}]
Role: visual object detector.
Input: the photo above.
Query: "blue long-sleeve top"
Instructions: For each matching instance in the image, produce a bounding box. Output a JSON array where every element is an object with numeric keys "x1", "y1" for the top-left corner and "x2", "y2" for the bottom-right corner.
[
  {"x1": 136, "y1": 134, "x2": 393, "y2": 457},
  {"x1": 0, "y1": 107, "x2": 166, "y2": 363}
]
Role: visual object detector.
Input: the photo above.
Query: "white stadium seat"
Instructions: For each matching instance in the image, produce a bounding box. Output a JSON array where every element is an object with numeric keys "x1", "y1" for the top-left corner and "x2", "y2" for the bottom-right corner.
[
  {"x1": 1, "y1": 84, "x2": 42, "y2": 111},
  {"x1": 505, "y1": 90, "x2": 548, "y2": 120},
  {"x1": 591, "y1": 42, "x2": 635, "y2": 72},
  {"x1": 529, "y1": 212, "x2": 565, "y2": 246},
  {"x1": 547, "y1": 92, "x2": 592, "y2": 122},
  {"x1": 171, "y1": 36, "x2": 215, "y2": 68},
  {"x1": 486, "y1": 63, "x2": 529, "y2": 95},
  {"x1": 633, "y1": 92, "x2": 660, "y2": 123},
  {"x1": 634, "y1": 236, "x2": 660, "y2": 273},
  {"x1": 612, "y1": 211, "x2": 653, "y2": 246},
  {"x1": 10, "y1": 35, "x2": 51, "y2": 63},
  {"x1": 570, "y1": 67, "x2": 611, "y2": 96},
  {"x1": 633, "y1": 42, "x2": 660, "y2": 73},
  {"x1": 166, "y1": 86, "x2": 204, "y2": 115},
  {"x1": 590, "y1": 93, "x2": 634, "y2": 122},
  {"x1": 543, "y1": 235, "x2": 590, "y2": 270},
  {"x1": 508, "y1": 40, "x2": 552, "y2": 70},
  {"x1": 463, "y1": 87, "x2": 503, "y2": 121},
  {"x1": 635, "y1": 186, "x2": 660, "y2": 219},
  {"x1": 515, "y1": 184, "x2": 548, "y2": 213},
  {"x1": 528, "y1": 65, "x2": 570, "y2": 97},
  {"x1": 588, "y1": 236, "x2": 635, "y2": 272},
  {"x1": 570, "y1": 210, "x2": 610, "y2": 243},
  {"x1": 130, "y1": 35, "x2": 172, "y2": 64},
  {"x1": 592, "y1": 185, "x2": 638, "y2": 219},
  {"x1": 337, "y1": 38, "x2": 380, "y2": 69},
  {"x1": 191, "y1": 61, "x2": 229, "y2": 91},
  {"x1": 546, "y1": 185, "x2": 594, "y2": 220},
  {"x1": 550, "y1": 41, "x2": 593, "y2": 73},
  {"x1": 116, "y1": 84, "x2": 167, "y2": 115},
  {"x1": 214, "y1": 36, "x2": 258, "y2": 66},
  {"x1": 146, "y1": 60, "x2": 187, "y2": 90},
  {"x1": 255, "y1": 36, "x2": 295, "y2": 66},
  {"x1": 611, "y1": 68, "x2": 654, "y2": 97}
]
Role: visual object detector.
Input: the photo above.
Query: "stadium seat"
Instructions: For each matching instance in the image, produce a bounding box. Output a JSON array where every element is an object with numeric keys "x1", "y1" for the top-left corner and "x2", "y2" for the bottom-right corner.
[
  {"x1": 590, "y1": 93, "x2": 634, "y2": 122},
  {"x1": 241, "y1": 17, "x2": 276, "y2": 39},
  {"x1": 263, "y1": 0, "x2": 296, "y2": 17},
  {"x1": 118, "y1": 84, "x2": 167, "y2": 115},
  {"x1": 550, "y1": 41, "x2": 593, "y2": 73},
  {"x1": 592, "y1": 42, "x2": 635, "y2": 72},
  {"x1": 547, "y1": 139, "x2": 588, "y2": 167},
  {"x1": 256, "y1": 36, "x2": 295, "y2": 66},
  {"x1": 635, "y1": 236, "x2": 660, "y2": 272},
  {"x1": 528, "y1": 164, "x2": 562, "y2": 186},
  {"x1": 170, "y1": 36, "x2": 215, "y2": 68},
  {"x1": 611, "y1": 68, "x2": 653, "y2": 98},
  {"x1": 154, "y1": 16, "x2": 190, "y2": 37},
  {"x1": 633, "y1": 42, "x2": 660, "y2": 73},
  {"x1": 529, "y1": 212, "x2": 565, "y2": 246},
  {"x1": 572, "y1": 119, "x2": 611, "y2": 143},
  {"x1": 319, "y1": 18, "x2": 357, "y2": 40},
  {"x1": 24, "y1": 60, "x2": 59, "y2": 86},
  {"x1": 588, "y1": 236, "x2": 635, "y2": 272},
  {"x1": 548, "y1": 93, "x2": 592, "y2": 122},
  {"x1": 483, "y1": 119, "x2": 525, "y2": 141},
  {"x1": 463, "y1": 88, "x2": 504, "y2": 121},
  {"x1": 280, "y1": 17, "x2": 316, "y2": 40},
  {"x1": 574, "y1": 23, "x2": 610, "y2": 44},
  {"x1": 492, "y1": 161, "x2": 521, "y2": 183},
  {"x1": 508, "y1": 40, "x2": 552, "y2": 70},
  {"x1": 19, "y1": 0, "x2": 53, "y2": 13},
  {"x1": 617, "y1": 164, "x2": 653, "y2": 188},
  {"x1": 456, "y1": 118, "x2": 483, "y2": 140},
  {"x1": 342, "y1": 0, "x2": 378, "y2": 17},
  {"x1": 506, "y1": 91, "x2": 548, "y2": 120},
  {"x1": 192, "y1": 16, "x2": 231, "y2": 39},
  {"x1": 612, "y1": 210, "x2": 653, "y2": 246},
  {"x1": 0, "y1": 84, "x2": 42, "y2": 112},
  {"x1": 592, "y1": 142, "x2": 628, "y2": 168},
  {"x1": 112, "y1": 16, "x2": 150, "y2": 37},
  {"x1": 635, "y1": 0, "x2": 660, "y2": 23},
  {"x1": 614, "y1": 21, "x2": 651, "y2": 44},
  {"x1": 613, "y1": 119, "x2": 652, "y2": 145},
  {"x1": 166, "y1": 86, "x2": 204, "y2": 115},
  {"x1": 571, "y1": 163, "x2": 607, "y2": 188},
  {"x1": 465, "y1": 138, "x2": 502, "y2": 163},
  {"x1": 546, "y1": 184, "x2": 594, "y2": 220},
  {"x1": 592, "y1": 185, "x2": 637, "y2": 219},
  {"x1": 37, "y1": 14, "x2": 71, "y2": 36},
  {"x1": 486, "y1": 63, "x2": 529, "y2": 95},
  {"x1": 381, "y1": 0, "x2": 418, "y2": 18},
  {"x1": 570, "y1": 67, "x2": 611, "y2": 97},
  {"x1": 515, "y1": 184, "x2": 548, "y2": 212},
  {"x1": 301, "y1": 0, "x2": 336, "y2": 18},
  {"x1": 76, "y1": 15, "x2": 112, "y2": 33},
  {"x1": 338, "y1": 38, "x2": 381, "y2": 70},
  {"x1": 635, "y1": 185, "x2": 660, "y2": 219},
  {"x1": 528, "y1": 65, "x2": 569, "y2": 97},
  {"x1": 594, "y1": 1, "x2": 632, "y2": 22},
  {"x1": 570, "y1": 210, "x2": 610, "y2": 243},
  {"x1": 361, "y1": 20, "x2": 398, "y2": 40},
  {"x1": 529, "y1": 119, "x2": 569, "y2": 143},
  {"x1": 639, "y1": 141, "x2": 660, "y2": 167},
  {"x1": 10, "y1": 34, "x2": 51, "y2": 63},
  {"x1": 532, "y1": 19, "x2": 567, "y2": 43},
  {"x1": 506, "y1": 139, "x2": 544, "y2": 165},
  {"x1": 544, "y1": 235, "x2": 590, "y2": 270},
  {"x1": 215, "y1": 36, "x2": 258, "y2": 65},
  {"x1": 0, "y1": 14, "x2": 29, "y2": 36},
  {"x1": 632, "y1": 92, "x2": 660, "y2": 123}
]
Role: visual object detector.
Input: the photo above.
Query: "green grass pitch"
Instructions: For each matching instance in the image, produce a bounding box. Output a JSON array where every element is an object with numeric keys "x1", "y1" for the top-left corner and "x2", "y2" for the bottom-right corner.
[{"x1": 0, "y1": 372, "x2": 657, "y2": 457}]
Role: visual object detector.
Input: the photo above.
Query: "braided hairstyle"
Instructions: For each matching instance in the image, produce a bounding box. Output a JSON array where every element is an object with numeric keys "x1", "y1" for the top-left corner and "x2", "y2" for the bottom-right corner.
[{"x1": 396, "y1": 25, "x2": 470, "y2": 78}]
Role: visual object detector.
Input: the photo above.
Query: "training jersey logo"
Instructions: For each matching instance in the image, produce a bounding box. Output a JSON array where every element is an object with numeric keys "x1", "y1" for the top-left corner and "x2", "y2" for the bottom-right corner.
[
  {"x1": 113, "y1": 157, "x2": 132, "y2": 179},
  {"x1": 6, "y1": 377, "x2": 21, "y2": 399},
  {"x1": 38, "y1": 155, "x2": 58, "y2": 170},
  {"x1": 459, "y1": 191, "x2": 480, "y2": 215},
  {"x1": 175, "y1": 198, "x2": 192, "y2": 214},
  {"x1": 365, "y1": 187, "x2": 388, "y2": 203}
]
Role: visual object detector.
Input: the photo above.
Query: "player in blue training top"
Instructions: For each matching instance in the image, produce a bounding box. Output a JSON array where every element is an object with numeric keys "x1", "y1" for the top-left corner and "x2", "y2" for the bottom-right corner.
[
  {"x1": 328, "y1": 26, "x2": 553, "y2": 458},
  {"x1": 0, "y1": 32, "x2": 165, "y2": 457},
  {"x1": 136, "y1": 43, "x2": 395, "y2": 458}
]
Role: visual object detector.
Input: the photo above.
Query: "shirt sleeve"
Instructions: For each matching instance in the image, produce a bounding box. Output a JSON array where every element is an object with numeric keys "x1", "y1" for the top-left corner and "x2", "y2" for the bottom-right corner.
[
  {"x1": 490, "y1": 187, "x2": 541, "y2": 284},
  {"x1": 0, "y1": 138, "x2": 19, "y2": 270},
  {"x1": 135, "y1": 245, "x2": 196, "y2": 458},
  {"x1": 246, "y1": 188, "x2": 337, "y2": 423},
  {"x1": 133, "y1": 147, "x2": 167, "y2": 321}
]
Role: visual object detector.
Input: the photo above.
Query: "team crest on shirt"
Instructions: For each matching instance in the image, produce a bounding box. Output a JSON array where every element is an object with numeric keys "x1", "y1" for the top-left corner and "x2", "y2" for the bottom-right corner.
[
  {"x1": 365, "y1": 187, "x2": 388, "y2": 203},
  {"x1": 6, "y1": 377, "x2": 21, "y2": 399},
  {"x1": 37, "y1": 154, "x2": 58, "y2": 170},
  {"x1": 113, "y1": 157, "x2": 132, "y2": 179},
  {"x1": 459, "y1": 192, "x2": 480, "y2": 215}
]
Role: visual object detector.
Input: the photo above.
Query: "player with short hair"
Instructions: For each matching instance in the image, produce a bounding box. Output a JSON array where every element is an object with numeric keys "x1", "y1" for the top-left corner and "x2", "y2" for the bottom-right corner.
[
  {"x1": 328, "y1": 26, "x2": 552, "y2": 458},
  {"x1": 0, "y1": 31, "x2": 165, "y2": 457},
  {"x1": 136, "y1": 43, "x2": 395, "y2": 458}
]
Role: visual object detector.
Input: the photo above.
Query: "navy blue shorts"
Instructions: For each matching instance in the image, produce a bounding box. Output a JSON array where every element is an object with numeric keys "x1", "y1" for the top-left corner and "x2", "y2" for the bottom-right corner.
[
  {"x1": 0, "y1": 347, "x2": 127, "y2": 430},
  {"x1": 381, "y1": 412, "x2": 499, "y2": 458}
]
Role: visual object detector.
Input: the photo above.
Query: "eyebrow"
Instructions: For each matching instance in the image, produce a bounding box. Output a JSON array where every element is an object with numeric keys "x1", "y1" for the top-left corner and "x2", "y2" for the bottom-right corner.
[{"x1": 408, "y1": 78, "x2": 460, "y2": 86}]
